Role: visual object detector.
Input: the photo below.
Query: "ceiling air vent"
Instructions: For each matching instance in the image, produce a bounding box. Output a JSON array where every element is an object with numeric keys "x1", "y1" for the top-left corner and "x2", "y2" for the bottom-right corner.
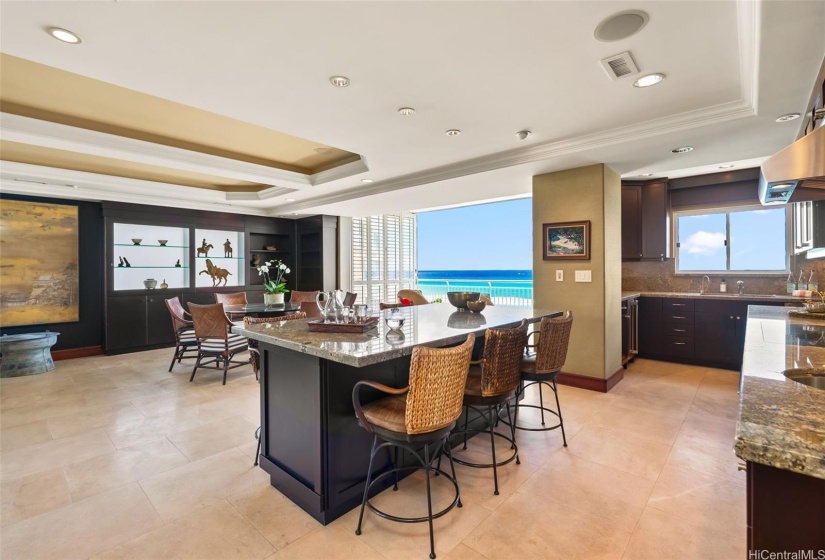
[{"x1": 600, "y1": 51, "x2": 639, "y2": 81}]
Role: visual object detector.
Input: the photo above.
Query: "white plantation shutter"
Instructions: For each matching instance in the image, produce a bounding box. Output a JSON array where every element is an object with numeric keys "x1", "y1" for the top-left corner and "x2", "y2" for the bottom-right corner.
[{"x1": 351, "y1": 213, "x2": 416, "y2": 309}]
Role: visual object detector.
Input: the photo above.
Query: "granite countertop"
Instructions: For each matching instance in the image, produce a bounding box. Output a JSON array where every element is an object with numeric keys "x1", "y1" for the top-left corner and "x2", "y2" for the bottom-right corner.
[
  {"x1": 232, "y1": 304, "x2": 561, "y2": 368},
  {"x1": 623, "y1": 291, "x2": 806, "y2": 303},
  {"x1": 735, "y1": 305, "x2": 825, "y2": 479}
]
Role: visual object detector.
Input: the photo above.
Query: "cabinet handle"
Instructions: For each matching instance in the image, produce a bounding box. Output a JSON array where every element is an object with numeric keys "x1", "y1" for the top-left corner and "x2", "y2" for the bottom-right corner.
[
  {"x1": 673, "y1": 342, "x2": 687, "y2": 345},
  {"x1": 672, "y1": 316, "x2": 685, "y2": 319},
  {"x1": 730, "y1": 316, "x2": 734, "y2": 319},
  {"x1": 737, "y1": 462, "x2": 747, "y2": 472},
  {"x1": 736, "y1": 316, "x2": 740, "y2": 320},
  {"x1": 672, "y1": 303, "x2": 686, "y2": 307},
  {"x1": 673, "y1": 329, "x2": 686, "y2": 332},
  {"x1": 660, "y1": 253, "x2": 664, "y2": 257}
]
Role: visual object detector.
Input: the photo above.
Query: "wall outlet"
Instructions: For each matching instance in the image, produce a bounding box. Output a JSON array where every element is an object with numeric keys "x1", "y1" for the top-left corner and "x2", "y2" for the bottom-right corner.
[
  {"x1": 574, "y1": 270, "x2": 592, "y2": 282},
  {"x1": 555, "y1": 270, "x2": 563, "y2": 282}
]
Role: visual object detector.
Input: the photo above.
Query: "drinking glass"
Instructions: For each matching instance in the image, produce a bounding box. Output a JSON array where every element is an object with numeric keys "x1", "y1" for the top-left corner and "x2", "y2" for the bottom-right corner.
[
  {"x1": 341, "y1": 306, "x2": 354, "y2": 323},
  {"x1": 354, "y1": 304, "x2": 369, "y2": 323}
]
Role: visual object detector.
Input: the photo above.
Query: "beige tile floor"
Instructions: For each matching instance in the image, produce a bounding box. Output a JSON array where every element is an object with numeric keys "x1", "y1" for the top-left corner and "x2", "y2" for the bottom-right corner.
[{"x1": 0, "y1": 350, "x2": 746, "y2": 560}]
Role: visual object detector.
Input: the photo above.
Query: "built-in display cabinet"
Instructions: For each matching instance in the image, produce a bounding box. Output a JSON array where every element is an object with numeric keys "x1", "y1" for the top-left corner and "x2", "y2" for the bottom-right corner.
[{"x1": 102, "y1": 202, "x2": 337, "y2": 354}]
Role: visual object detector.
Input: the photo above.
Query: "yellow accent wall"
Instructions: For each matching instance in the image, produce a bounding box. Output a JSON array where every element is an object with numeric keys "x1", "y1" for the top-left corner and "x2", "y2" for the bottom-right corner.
[{"x1": 533, "y1": 164, "x2": 622, "y2": 379}]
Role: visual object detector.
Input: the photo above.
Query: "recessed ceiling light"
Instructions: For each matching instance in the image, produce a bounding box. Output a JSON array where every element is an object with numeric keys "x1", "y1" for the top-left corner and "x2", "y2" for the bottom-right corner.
[
  {"x1": 516, "y1": 130, "x2": 532, "y2": 140},
  {"x1": 47, "y1": 27, "x2": 82, "y2": 44},
  {"x1": 775, "y1": 113, "x2": 800, "y2": 123},
  {"x1": 314, "y1": 147, "x2": 334, "y2": 155},
  {"x1": 285, "y1": 198, "x2": 295, "y2": 202},
  {"x1": 671, "y1": 146, "x2": 693, "y2": 154},
  {"x1": 633, "y1": 73, "x2": 665, "y2": 88},
  {"x1": 398, "y1": 107, "x2": 416, "y2": 116},
  {"x1": 638, "y1": 173, "x2": 653, "y2": 177},
  {"x1": 719, "y1": 164, "x2": 735, "y2": 169},
  {"x1": 290, "y1": 212, "x2": 297, "y2": 215},
  {"x1": 361, "y1": 179, "x2": 374, "y2": 183},
  {"x1": 594, "y1": 10, "x2": 649, "y2": 42},
  {"x1": 446, "y1": 129, "x2": 461, "y2": 136},
  {"x1": 329, "y1": 76, "x2": 350, "y2": 87}
]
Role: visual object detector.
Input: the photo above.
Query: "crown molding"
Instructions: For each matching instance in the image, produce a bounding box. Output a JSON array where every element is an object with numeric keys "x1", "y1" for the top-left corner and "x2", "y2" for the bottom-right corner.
[
  {"x1": 0, "y1": 112, "x2": 367, "y2": 189},
  {"x1": 0, "y1": 161, "x2": 269, "y2": 216}
]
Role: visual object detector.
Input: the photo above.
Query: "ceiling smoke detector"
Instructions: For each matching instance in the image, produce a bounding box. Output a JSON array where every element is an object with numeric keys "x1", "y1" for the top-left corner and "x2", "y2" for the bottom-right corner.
[
  {"x1": 516, "y1": 130, "x2": 532, "y2": 140},
  {"x1": 671, "y1": 146, "x2": 694, "y2": 154},
  {"x1": 398, "y1": 107, "x2": 416, "y2": 116},
  {"x1": 775, "y1": 113, "x2": 800, "y2": 123},
  {"x1": 329, "y1": 76, "x2": 350, "y2": 87},
  {"x1": 594, "y1": 10, "x2": 649, "y2": 42},
  {"x1": 599, "y1": 51, "x2": 639, "y2": 81},
  {"x1": 47, "y1": 27, "x2": 82, "y2": 44},
  {"x1": 314, "y1": 147, "x2": 334, "y2": 155},
  {"x1": 445, "y1": 129, "x2": 461, "y2": 136}
]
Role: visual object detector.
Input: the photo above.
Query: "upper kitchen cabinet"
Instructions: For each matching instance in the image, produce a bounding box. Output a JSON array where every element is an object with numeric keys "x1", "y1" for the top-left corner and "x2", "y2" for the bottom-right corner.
[{"x1": 621, "y1": 180, "x2": 669, "y2": 260}]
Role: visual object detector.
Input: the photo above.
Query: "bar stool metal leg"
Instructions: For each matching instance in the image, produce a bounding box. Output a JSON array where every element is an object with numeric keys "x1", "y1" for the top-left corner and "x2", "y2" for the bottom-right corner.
[
  {"x1": 424, "y1": 445, "x2": 436, "y2": 559},
  {"x1": 552, "y1": 379, "x2": 567, "y2": 446},
  {"x1": 355, "y1": 435, "x2": 379, "y2": 536},
  {"x1": 487, "y1": 406, "x2": 500, "y2": 496}
]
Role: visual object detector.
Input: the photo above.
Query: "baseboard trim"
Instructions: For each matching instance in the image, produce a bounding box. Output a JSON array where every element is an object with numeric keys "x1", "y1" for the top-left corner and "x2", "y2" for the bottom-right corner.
[
  {"x1": 557, "y1": 367, "x2": 624, "y2": 393},
  {"x1": 52, "y1": 346, "x2": 103, "y2": 361}
]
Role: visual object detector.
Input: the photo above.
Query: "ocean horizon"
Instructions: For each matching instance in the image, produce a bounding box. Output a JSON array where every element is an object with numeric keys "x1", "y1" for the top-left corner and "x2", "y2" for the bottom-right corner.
[{"x1": 417, "y1": 269, "x2": 533, "y2": 290}]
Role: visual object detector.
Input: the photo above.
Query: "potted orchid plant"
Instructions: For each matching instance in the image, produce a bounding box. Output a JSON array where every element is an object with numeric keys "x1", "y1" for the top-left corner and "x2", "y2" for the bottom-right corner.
[{"x1": 257, "y1": 259, "x2": 290, "y2": 305}]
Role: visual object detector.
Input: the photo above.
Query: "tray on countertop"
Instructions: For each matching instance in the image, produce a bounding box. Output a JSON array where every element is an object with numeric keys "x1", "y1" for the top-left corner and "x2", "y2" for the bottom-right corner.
[
  {"x1": 307, "y1": 317, "x2": 379, "y2": 333},
  {"x1": 788, "y1": 309, "x2": 825, "y2": 321}
]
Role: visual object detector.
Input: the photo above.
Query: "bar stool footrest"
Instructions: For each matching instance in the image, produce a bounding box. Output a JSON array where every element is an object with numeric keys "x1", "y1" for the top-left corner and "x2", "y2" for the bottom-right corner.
[
  {"x1": 449, "y1": 431, "x2": 519, "y2": 468},
  {"x1": 365, "y1": 466, "x2": 461, "y2": 523}
]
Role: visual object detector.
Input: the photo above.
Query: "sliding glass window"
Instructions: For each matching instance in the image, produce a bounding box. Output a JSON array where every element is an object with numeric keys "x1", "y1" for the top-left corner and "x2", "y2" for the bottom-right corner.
[{"x1": 674, "y1": 205, "x2": 789, "y2": 273}]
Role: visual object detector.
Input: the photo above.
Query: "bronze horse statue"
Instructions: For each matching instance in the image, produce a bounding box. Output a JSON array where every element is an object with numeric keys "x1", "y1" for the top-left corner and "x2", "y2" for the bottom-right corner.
[
  {"x1": 197, "y1": 242, "x2": 214, "y2": 258},
  {"x1": 199, "y1": 259, "x2": 232, "y2": 286}
]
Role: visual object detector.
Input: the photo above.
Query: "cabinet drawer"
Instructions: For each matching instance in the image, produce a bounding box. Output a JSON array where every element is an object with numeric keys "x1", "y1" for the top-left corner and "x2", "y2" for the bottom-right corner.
[
  {"x1": 663, "y1": 310, "x2": 694, "y2": 324},
  {"x1": 662, "y1": 336, "x2": 695, "y2": 358},
  {"x1": 663, "y1": 323, "x2": 694, "y2": 338},
  {"x1": 664, "y1": 299, "x2": 694, "y2": 312}
]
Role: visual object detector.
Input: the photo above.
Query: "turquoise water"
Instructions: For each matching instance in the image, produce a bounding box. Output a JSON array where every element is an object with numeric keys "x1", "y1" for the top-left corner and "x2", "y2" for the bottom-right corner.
[{"x1": 417, "y1": 270, "x2": 532, "y2": 289}]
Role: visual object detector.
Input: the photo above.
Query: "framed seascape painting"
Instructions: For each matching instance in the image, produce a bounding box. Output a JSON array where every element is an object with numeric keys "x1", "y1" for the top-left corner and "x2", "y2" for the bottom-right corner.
[
  {"x1": 0, "y1": 200, "x2": 80, "y2": 326},
  {"x1": 543, "y1": 220, "x2": 591, "y2": 261}
]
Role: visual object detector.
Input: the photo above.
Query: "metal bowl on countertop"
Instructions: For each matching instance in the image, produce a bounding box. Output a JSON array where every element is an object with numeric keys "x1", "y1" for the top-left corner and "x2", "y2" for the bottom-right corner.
[{"x1": 447, "y1": 291, "x2": 480, "y2": 310}]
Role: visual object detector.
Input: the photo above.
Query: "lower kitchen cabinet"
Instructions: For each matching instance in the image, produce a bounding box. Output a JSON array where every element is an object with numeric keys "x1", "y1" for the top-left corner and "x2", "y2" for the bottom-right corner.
[
  {"x1": 747, "y1": 461, "x2": 825, "y2": 553},
  {"x1": 106, "y1": 294, "x2": 176, "y2": 353},
  {"x1": 638, "y1": 297, "x2": 662, "y2": 356}
]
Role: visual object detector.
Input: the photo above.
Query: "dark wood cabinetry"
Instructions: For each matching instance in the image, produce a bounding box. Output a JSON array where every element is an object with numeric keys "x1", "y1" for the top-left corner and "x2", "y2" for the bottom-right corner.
[
  {"x1": 297, "y1": 215, "x2": 338, "y2": 292},
  {"x1": 639, "y1": 296, "x2": 786, "y2": 369},
  {"x1": 621, "y1": 181, "x2": 669, "y2": 260},
  {"x1": 747, "y1": 461, "x2": 825, "y2": 554}
]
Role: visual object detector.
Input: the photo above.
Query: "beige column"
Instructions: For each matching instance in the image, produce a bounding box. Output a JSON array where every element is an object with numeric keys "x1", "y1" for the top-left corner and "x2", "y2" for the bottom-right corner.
[{"x1": 532, "y1": 164, "x2": 622, "y2": 382}]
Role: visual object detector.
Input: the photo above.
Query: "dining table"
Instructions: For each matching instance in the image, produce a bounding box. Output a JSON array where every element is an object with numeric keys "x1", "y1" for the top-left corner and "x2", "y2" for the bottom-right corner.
[{"x1": 223, "y1": 302, "x2": 302, "y2": 318}]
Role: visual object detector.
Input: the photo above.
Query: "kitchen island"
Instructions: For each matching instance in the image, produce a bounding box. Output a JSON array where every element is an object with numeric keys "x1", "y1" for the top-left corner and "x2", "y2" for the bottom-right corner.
[
  {"x1": 735, "y1": 305, "x2": 825, "y2": 554},
  {"x1": 233, "y1": 304, "x2": 561, "y2": 524}
]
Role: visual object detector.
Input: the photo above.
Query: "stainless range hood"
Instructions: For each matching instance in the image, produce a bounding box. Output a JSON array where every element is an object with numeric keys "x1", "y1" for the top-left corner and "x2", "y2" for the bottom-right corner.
[{"x1": 758, "y1": 124, "x2": 825, "y2": 205}]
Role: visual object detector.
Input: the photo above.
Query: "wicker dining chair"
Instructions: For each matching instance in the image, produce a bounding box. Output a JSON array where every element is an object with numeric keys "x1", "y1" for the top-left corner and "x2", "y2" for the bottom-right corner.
[
  {"x1": 164, "y1": 297, "x2": 198, "y2": 372},
  {"x1": 244, "y1": 312, "x2": 306, "y2": 466},
  {"x1": 450, "y1": 319, "x2": 529, "y2": 495},
  {"x1": 353, "y1": 334, "x2": 475, "y2": 560},
  {"x1": 214, "y1": 292, "x2": 248, "y2": 321},
  {"x1": 289, "y1": 290, "x2": 319, "y2": 303},
  {"x1": 506, "y1": 311, "x2": 573, "y2": 446},
  {"x1": 397, "y1": 289, "x2": 429, "y2": 306},
  {"x1": 188, "y1": 303, "x2": 250, "y2": 385},
  {"x1": 299, "y1": 301, "x2": 323, "y2": 319}
]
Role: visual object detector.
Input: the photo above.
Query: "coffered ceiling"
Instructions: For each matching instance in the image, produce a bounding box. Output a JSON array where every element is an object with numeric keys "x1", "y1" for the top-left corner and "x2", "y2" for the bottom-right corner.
[{"x1": 0, "y1": 1, "x2": 823, "y2": 217}]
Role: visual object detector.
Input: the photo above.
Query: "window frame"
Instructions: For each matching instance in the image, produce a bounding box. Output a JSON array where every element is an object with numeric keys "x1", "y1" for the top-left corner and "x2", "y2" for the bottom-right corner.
[
  {"x1": 351, "y1": 213, "x2": 416, "y2": 309},
  {"x1": 672, "y1": 203, "x2": 792, "y2": 276}
]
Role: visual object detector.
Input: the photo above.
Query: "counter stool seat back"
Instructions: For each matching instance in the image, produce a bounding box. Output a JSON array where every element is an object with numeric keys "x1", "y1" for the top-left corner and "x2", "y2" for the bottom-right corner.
[
  {"x1": 289, "y1": 290, "x2": 319, "y2": 303},
  {"x1": 189, "y1": 303, "x2": 249, "y2": 385},
  {"x1": 164, "y1": 296, "x2": 197, "y2": 372},
  {"x1": 352, "y1": 334, "x2": 475, "y2": 559}
]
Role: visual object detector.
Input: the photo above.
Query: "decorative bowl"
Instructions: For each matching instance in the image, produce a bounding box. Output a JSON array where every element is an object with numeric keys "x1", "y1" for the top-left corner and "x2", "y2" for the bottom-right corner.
[
  {"x1": 466, "y1": 300, "x2": 486, "y2": 313},
  {"x1": 143, "y1": 278, "x2": 157, "y2": 289},
  {"x1": 131, "y1": 238, "x2": 142, "y2": 245},
  {"x1": 446, "y1": 291, "x2": 480, "y2": 310},
  {"x1": 158, "y1": 240, "x2": 168, "y2": 246},
  {"x1": 804, "y1": 302, "x2": 825, "y2": 313},
  {"x1": 264, "y1": 245, "x2": 277, "y2": 251}
]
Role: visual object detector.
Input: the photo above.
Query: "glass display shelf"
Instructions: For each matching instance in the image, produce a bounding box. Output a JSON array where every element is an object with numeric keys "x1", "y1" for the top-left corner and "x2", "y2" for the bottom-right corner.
[
  {"x1": 114, "y1": 266, "x2": 190, "y2": 269},
  {"x1": 114, "y1": 244, "x2": 189, "y2": 248},
  {"x1": 250, "y1": 249, "x2": 289, "y2": 253},
  {"x1": 195, "y1": 256, "x2": 244, "y2": 260}
]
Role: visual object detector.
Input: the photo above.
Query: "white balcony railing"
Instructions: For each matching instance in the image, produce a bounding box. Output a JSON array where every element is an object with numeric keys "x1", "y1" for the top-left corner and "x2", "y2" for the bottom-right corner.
[{"x1": 416, "y1": 280, "x2": 533, "y2": 307}]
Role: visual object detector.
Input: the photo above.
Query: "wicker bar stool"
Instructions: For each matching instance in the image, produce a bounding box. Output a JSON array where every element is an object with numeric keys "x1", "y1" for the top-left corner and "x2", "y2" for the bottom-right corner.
[
  {"x1": 243, "y1": 312, "x2": 306, "y2": 466},
  {"x1": 164, "y1": 297, "x2": 198, "y2": 372},
  {"x1": 449, "y1": 320, "x2": 528, "y2": 496},
  {"x1": 502, "y1": 311, "x2": 573, "y2": 446},
  {"x1": 189, "y1": 303, "x2": 250, "y2": 385},
  {"x1": 353, "y1": 335, "x2": 475, "y2": 560}
]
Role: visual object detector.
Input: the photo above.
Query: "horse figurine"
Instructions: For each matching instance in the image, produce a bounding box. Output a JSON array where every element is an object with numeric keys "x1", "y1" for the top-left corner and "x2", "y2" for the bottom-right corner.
[
  {"x1": 199, "y1": 259, "x2": 232, "y2": 286},
  {"x1": 197, "y1": 243, "x2": 214, "y2": 258},
  {"x1": 224, "y1": 239, "x2": 233, "y2": 258}
]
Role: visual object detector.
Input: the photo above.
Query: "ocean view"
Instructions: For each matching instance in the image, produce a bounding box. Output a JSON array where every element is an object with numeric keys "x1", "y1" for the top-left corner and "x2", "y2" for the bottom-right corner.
[{"x1": 417, "y1": 270, "x2": 533, "y2": 306}]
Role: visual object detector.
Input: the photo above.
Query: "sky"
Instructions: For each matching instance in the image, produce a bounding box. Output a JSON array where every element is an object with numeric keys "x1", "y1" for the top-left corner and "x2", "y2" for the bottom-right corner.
[
  {"x1": 678, "y1": 207, "x2": 786, "y2": 271},
  {"x1": 417, "y1": 198, "x2": 532, "y2": 271}
]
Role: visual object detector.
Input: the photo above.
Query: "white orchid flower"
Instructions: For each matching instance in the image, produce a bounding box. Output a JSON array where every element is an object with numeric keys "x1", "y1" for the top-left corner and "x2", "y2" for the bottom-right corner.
[
  {"x1": 285, "y1": 268, "x2": 291, "y2": 274},
  {"x1": 279, "y1": 263, "x2": 286, "y2": 270}
]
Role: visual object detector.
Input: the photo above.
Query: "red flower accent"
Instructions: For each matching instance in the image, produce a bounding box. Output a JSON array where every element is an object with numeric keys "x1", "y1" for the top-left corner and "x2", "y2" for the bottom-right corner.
[{"x1": 400, "y1": 298, "x2": 412, "y2": 306}]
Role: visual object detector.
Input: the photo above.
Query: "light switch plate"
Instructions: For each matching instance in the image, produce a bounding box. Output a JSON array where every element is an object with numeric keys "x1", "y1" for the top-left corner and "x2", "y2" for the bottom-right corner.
[
  {"x1": 575, "y1": 270, "x2": 592, "y2": 283},
  {"x1": 555, "y1": 270, "x2": 563, "y2": 282}
]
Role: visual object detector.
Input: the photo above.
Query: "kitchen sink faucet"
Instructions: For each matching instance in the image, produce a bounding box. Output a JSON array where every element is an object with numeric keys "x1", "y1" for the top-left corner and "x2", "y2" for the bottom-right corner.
[
  {"x1": 700, "y1": 275, "x2": 710, "y2": 294},
  {"x1": 737, "y1": 281, "x2": 745, "y2": 295}
]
